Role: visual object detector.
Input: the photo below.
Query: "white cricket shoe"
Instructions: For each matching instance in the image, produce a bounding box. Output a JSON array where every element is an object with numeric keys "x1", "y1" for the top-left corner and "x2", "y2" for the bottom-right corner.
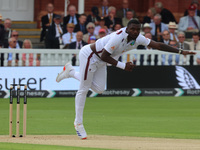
[
  {"x1": 56, "y1": 62, "x2": 74, "y2": 82},
  {"x1": 74, "y1": 122, "x2": 87, "y2": 140}
]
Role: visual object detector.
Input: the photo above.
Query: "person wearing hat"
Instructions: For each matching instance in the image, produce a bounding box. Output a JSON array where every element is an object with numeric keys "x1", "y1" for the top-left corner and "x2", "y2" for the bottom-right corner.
[
  {"x1": 178, "y1": 4, "x2": 200, "y2": 31},
  {"x1": 184, "y1": 0, "x2": 200, "y2": 17},
  {"x1": 142, "y1": 23, "x2": 152, "y2": 35},
  {"x1": 94, "y1": 17, "x2": 109, "y2": 35},
  {"x1": 45, "y1": 14, "x2": 63, "y2": 49},
  {"x1": 86, "y1": 6, "x2": 101, "y2": 25},
  {"x1": 98, "y1": 28, "x2": 106, "y2": 38},
  {"x1": 74, "y1": 14, "x2": 88, "y2": 34},
  {"x1": 168, "y1": 22, "x2": 178, "y2": 42},
  {"x1": 62, "y1": 23, "x2": 76, "y2": 46}
]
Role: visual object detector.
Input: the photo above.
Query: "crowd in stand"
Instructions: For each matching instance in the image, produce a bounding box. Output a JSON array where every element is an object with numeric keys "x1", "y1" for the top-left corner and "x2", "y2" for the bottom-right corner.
[{"x1": 0, "y1": 0, "x2": 200, "y2": 66}]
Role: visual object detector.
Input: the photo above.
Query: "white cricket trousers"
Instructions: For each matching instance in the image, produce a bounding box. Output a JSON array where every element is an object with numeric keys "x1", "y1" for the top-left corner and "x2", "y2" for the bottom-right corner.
[{"x1": 75, "y1": 44, "x2": 107, "y2": 124}]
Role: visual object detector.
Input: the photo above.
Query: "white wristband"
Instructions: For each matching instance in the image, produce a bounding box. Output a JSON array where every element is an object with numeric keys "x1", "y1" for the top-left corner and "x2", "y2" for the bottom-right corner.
[{"x1": 116, "y1": 61, "x2": 126, "y2": 70}]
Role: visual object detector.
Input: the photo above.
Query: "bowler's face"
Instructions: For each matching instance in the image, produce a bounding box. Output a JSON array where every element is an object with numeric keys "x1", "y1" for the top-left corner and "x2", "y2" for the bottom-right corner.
[{"x1": 126, "y1": 24, "x2": 141, "y2": 40}]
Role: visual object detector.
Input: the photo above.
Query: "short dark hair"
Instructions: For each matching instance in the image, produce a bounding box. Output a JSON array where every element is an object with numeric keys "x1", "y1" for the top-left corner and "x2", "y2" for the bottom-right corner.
[
  {"x1": 192, "y1": 32, "x2": 199, "y2": 37},
  {"x1": 127, "y1": 18, "x2": 140, "y2": 27}
]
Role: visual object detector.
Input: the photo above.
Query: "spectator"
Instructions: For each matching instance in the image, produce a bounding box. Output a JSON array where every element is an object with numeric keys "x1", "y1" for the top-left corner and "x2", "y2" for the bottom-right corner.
[
  {"x1": 98, "y1": 0, "x2": 109, "y2": 17},
  {"x1": 22, "y1": 39, "x2": 40, "y2": 66},
  {"x1": 116, "y1": 0, "x2": 136, "y2": 19},
  {"x1": 168, "y1": 40, "x2": 180, "y2": 65},
  {"x1": 69, "y1": 31, "x2": 87, "y2": 66},
  {"x1": 62, "y1": 23, "x2": 76, "y2": 47},
  {"x1": 122, "y1": 10, "x2": 134, "y2": 27},
  {"x1": 5, "y1": 37, "x2": 19, "y2": 66},
  {"x1": 94, "y1": 17, "x2": 109, "y2": 35},
  {"x1": 177, "y1": 32, "x2": 190, "y2": 50},
  {"x1": 184, "y1": 0, "x2": 200, "y2": 17},
  {"x1": 0, "y1": 13, "x2": 5, "y2": 66},
  {"x1": 154, "y1": 2, "x2": 176, "y2": 24},
  {"x1": 40, "y1": 3, "x2": 57, "y2": 42},
  {"x1": 4, "y1": 18, "x2": 12, "y2": 46},
  {"x1": 63, "y1": 5, "x2": 80, "y2": 33},
  {"x1": 46, "y1": 15, "x2": 63, "y2": 49},
  {"x1": 87, "y1": 6, "x2": 101, "y2": 26},
  {"x1": 0, "y1": 13, "x2": 4, "y2": 47},
  {"x1": 168, "y1": 22, "x2": 178, "y2": 42},
  {"x1": 98, "y1": 28, "x2": 107, "y2": 38},
  {"x1": 74, "y1": 14, "x2": 87, "y2": 34},
  {"x1": 112, "y1": 23, "x2": 122, "y2": 32},
  {"x1": 10, "y1": 30, "x2": 23, "y2": 48},
  {"x1": 161, "y1": 30, "x2": 171, "y2": 65},
  {"x1": 189, "y1": 32, "x2": 200, "y2": 65},
  {"x1": 142, "y1": 23, "x2": 152, "y2": 35},
  {"x1": 150, "y1": 14, "x2": 168, "y2": 42},
  {"x1": 89, "y1": 35, "x2": 96, "y2": 43},
  {"x1": 178, "y1": 4, "x2": 200, "y2": 32},
  {"x1": 104, "y1": 6, "x2": 122, "y2": 31},
  {"x1": 137, "y1": 32, "x2": 153, "y2": 65},
  {"x1": 83, "y1": 22, "x2": 98, "y2": 43},
  {"x1": 177, "y1": 31, "x2": 190, "y2": 65},
  {"x1": 143, "y1": 7, "x2": 156, "y2": 24}
]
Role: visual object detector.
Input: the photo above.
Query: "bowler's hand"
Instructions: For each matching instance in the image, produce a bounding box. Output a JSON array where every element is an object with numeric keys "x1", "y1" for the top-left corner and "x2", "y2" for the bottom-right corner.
[
  {"x1": 125, "y1": 62, "x2": 135, "y2": 72},
  {"x1": 182, "y1": 51, "x2": 196, "y2": 56}
]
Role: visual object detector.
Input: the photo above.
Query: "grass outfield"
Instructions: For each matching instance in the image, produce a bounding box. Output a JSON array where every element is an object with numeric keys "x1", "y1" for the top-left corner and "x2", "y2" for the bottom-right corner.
[
  {"x1": 0, "y1": 96, "x2": 200, "y2": 139},
  {"x1": 0, "y1": 143, "x2": 111, "y2": 150}
]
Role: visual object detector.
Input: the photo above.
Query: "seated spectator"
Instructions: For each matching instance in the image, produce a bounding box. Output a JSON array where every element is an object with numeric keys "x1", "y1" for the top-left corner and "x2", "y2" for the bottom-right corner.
[
  {"x1": 10, "y1": 30, "x2": 23, "y2": 48},
  {"x1": 160, "y1": 30, "x2": 171, "y2": 65},
  {"x1": 154, "y1": 2, "x2": 176, "y2": 24},
  {"x1": 98, "y1": 28, "x2": 107, "y2": 38},
  {"x1": 74, "y1": 14, "x2": 87, "y2": 34},
  {"x1": 46, "y1": 15, "x2": 63, "y2": 49},
  {"x1": 87, "y1": 6, "x2": 101, "y2": 26},
  {"x1": 68, "y1": 31, "x2": 87, "y2": 66},
  {"x1": 104, "y1": 6, "x2": 122, "y2": 31},
  {"x1": 83, "y1": 22, "x2": 98, "y2": 43},
  {"x1": 178, "y1": 5, "x2": 200, "y2": 32},
  {"x1": 177, "y1": 32, "x2": 190, "y2": 50},
  {"x1": 89, "y1": 35, "x2": 96, "y2": 43},
  {"x1": 40, "y1": 3, "x2": 57, "y2": 42},
  {"x1": 94, "y1": 17, "x2": 109, "y2": 35},
  {"x1": 112, "y1": 23, "x2": 122, "y2": 32},
  {"x1": 184, "y1": 0, "x2": 200, "y2": 17},
  {"x1": 22, "y1": 39, "x2": 40, "y2": 66},
  {"x1": 116, "y1": 0, "x2": 136, "y2": 19},
  {"x1": 189, "y1": 32, "x2": 200, "y2": 65},
  {"x1": 137, "y1": 32, "x2": 154, "y2": 65},
  {"x1": 143, "y1": 7, "x2": 156, "y2": 24},
  {"x1": 150, "y1": 14, "x2": 168, "y2": 42},
  {"x1": 6, "y1": 37, "x2": 19, "y2": 66},
  {"x1": 4, "y1": 18, "x2": 12, "y2": 46},
  {"x1": 98, "y1": 0, "x2": 109, "y2": 17},
  {"x1": 168, "y1": 40, "x2": 180, "y2": 65},
  {"x1": 62, "y1": 23, "x2": 76, "y2": 47},
  {"x1": 142, "y1": 23, "x2": 152, "y2": 35},
  {"x1": 168, "y1": 22, "x2": 178, "y2": 42},
  {"x1": 63, "y1": 5, "x2": 80, "y2": 33},
  {"x1": 122, "y1": 10, "x2": 134, "y2": 27}
]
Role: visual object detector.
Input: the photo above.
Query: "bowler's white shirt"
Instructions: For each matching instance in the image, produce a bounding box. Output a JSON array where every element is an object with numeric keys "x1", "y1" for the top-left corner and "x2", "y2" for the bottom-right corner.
[{"x1": 95, "y1": 27, "x2": 151, "y2": 60}]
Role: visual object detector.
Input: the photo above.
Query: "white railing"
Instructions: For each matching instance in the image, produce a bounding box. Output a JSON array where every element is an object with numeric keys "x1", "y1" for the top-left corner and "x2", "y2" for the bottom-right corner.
[{"x1": 0, "y1": 48, "x2": 199, "y2": 66}]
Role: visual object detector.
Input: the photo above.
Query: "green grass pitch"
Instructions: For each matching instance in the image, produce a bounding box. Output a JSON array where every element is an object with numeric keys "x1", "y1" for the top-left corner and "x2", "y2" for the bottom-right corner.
[{"x1": 0, "y1": 96, "x2": 200, "y2": 149}]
